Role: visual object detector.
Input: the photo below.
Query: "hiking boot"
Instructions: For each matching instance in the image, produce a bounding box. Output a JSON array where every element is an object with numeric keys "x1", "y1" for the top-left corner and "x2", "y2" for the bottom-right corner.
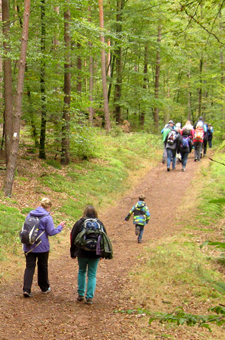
[
  {"x1": 135, "y1": 226, "x2": 140, "y2": 235},
  {"x1": 85, "y1": 298, "x2": 93, "y2": 305},
  {"x1": 138, "y1": 239, "x2": 142, "y2": 243},
  {"x1": 167, "y1": 167, "x2": 170, "y2": 172},
  {"x1": 182, "y1": 167, "x2": 186, "y2": 172},
  {"x1": 77, "y1": 295, "x2": 84, "y2": 302},
  {"x1": 23, "y1": 291, "x2": 31, "y2": 298},
  {"x1": 42, "y1": 287, "x2": 51, "y2": 294}
]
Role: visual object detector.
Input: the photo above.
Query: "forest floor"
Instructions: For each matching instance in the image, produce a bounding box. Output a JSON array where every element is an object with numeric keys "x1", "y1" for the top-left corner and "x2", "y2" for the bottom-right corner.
[{"x1": 0, "y1": 148, "x2": 222, "y2": 340}]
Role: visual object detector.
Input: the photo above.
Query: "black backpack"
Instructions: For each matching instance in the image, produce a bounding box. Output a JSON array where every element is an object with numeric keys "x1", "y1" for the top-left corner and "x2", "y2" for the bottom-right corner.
[
  {"x1": 75, "y1": 218, "x2": 103, "y2": 251},
  {"x1": 74, "y1": 218, "x2": 113, "y2": 259},
  {"x1": 19, "y1": 216, "x2": 45, "y2": 245}
]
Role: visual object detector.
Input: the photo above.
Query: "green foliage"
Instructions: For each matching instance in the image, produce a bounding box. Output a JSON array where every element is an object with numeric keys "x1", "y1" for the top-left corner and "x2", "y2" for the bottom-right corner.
[
  {"x1": 0, "y1": 205, "x2": 25, "y2": 245},
  {"x1": 148, "y1": 307, "x2": 225, "y2": 332}
]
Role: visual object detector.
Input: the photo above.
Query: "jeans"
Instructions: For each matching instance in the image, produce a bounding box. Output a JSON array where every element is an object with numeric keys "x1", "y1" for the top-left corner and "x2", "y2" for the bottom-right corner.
[
  {"x1": 137, "y1": 225, "x2": 144, "y2": 242},
  {"x1": 194, "y1": 141, "x2": 203, "y2": 160},
  {"x1": 208, "y1": 139, "x2": 212, "y2": 148},
  {"x1": 23, "y1": 251, "x2": 49, "y2": 294},
  {"x1": 77, "y1": 257, "x2": 100, "y2": 299},
  {"x1": 166, "y1": 148, "x2": 176, "y2": 169},
  {"x1": 181, "y1": 152, "x2": 189, "y2": 168}
]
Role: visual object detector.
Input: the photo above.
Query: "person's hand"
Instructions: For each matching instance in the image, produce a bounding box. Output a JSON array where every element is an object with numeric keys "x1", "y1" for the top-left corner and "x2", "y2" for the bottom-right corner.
[
  {"x1": 60, "y1": 221, "x2": 66, "y2": 227},
  {"x1": 125, "y1": 216, "x2": 129, "y2": 221}
]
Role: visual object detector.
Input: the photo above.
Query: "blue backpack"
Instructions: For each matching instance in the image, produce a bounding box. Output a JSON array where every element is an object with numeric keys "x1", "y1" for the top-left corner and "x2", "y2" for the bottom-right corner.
[{"x1": 181, "y1": 136, "x2": 189, "y2": 149}]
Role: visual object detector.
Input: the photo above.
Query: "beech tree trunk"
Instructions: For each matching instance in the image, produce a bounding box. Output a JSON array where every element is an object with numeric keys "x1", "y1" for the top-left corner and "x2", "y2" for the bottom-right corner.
[
  {"x1": 39, "y1": 0, "x2": 46, "y2": 159},
  {"x1": 2, "y1": 0, "x2": 14, "y2": 164},
  {"x1": 153, "y1": 24, "x2": 161, "y2": 133},
  {"x1": 3, "y1": 0, "x2": 30, "y2": 197},
  {"x1": 140, "y1": 44, "x2": 148, "y2": 128},
  {"x1": 88, "y1": 6, "x2": 94, "y2": 125},
  {"x1": 114, "y1": 0, "x2": 124, "y2": 124},
  {"x1": 98, "y1": 0, "x2": 110, "y2": 131},
  {"x1": 61, "y1": 7, "x2": 71, "y2": 165}
]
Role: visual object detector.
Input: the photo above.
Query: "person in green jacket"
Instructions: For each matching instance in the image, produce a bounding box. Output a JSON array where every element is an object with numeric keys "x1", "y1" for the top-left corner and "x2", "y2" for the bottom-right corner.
[{"x1": 161, "y1": 120, "x2": 175, "y2": 164}]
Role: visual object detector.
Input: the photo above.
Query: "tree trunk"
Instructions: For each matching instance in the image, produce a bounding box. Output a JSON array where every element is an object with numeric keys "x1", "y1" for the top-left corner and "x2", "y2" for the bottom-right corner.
[
  {"x1": 153, "y1": 24, "x2": 161, "y2": 133},
  {"x1": 198, "y1": 57, "x2": 203, "y2": 118},
  {"x1": 61, "y1": 7, "x2": 71, "y2": 165},
  {"x1": 77, "y1": 42, "x2": 82, "y2": 93},
  {"x1": 140, "y1": 44, "x2": 148, "y2": 129},
  {"x1": 39, "y1": 0, "x2": 46, "y2": 159},
  {"x1": 2, "y1": 0, "x2": 14, "y2": 164},
  {"x1": 88, "y1": 6, "x2": 94, "y2": 126},
  {"x1": 98, "y1": 0, "x2": 110, "y2": 132},
  {"x1": 3, "y1": 0, "x2": 30, "y2": 197},
  {"x1": 114, "y1": 0, "x2": 124, "y2": 124}
]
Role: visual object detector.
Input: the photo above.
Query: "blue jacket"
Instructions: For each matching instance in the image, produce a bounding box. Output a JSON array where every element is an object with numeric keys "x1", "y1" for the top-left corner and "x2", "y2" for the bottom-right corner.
[
  {"x1": 23, "y1": 206, "x2": 63, "y2": 253},
  {"x1": 125, "y1": 201, "x2": 150, "y2": 226}
]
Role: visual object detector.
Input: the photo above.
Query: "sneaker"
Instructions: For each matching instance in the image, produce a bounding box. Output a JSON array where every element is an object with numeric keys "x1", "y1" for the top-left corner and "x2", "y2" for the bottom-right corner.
[
  {"x1": 42, "y1": 287, "x2": 51, "y2": 294},
  {"x1": 77, "y1": 295, "x2": 84, "y2": 302},
  {"x1": 182, "y1": 167, "x2": 186, "y2": 172},
  {"x1": 138, "y1": 239, "x2": 142, "y2": 243},
  {"x1": 135, "y1": 226, "x2": 140, "y2": 235},
  {"x1": 167, "y1": 167, "x2": 170, "y2": 172},
  {"x1": 85, "y1": 298, "x2": 93, "y2": 305},
  {"x1": 194, "y1": 158, "x2": 198, "y2": 162},
  {"x1": 23, "y1": 291, "x2": 31, "y2": 298}
]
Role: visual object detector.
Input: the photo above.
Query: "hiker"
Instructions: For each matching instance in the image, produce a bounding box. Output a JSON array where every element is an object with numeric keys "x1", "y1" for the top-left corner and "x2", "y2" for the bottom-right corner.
[
  {"x1": 203, "y1": 122, "x2": 208, "y2": 157},
  {"x1": 193, "y1": 122, "x2": 204, "y2": 161},
  {"x1": 175, "y1": 123, "x2": 182, "y2": 164},
  {"x1": 165, "y1": 126, "x2": 181, "y2": 171},
  {"x1": 125, "y1": 194, "x2": 150, "y2": 243},
  {"x1": 208, "y1": 124, "x2": 213, "y2": 148},
  {"x1": 70, "y1": 205, "x2": 108, "y2": 305},
  {"x1": 178, "y1": 129, "x2": 192, "y2": 172},
  {"x1": 181, "y1": 120, "x2": 194, "y2": 140},
  {"x1": 161, "y1": 120, "x2": 175, "y2": 164},
  {"x1": 194, "y1": 116, "x2": 204, "y2": 129},
  {"x1": 22, "y1": 198, "x2": 65, "y2": 297}
]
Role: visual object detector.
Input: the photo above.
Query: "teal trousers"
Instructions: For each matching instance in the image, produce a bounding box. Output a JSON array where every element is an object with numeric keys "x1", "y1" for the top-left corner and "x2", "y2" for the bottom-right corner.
[{"x1": 77, "y1": 257, "x2": 100, "y2": 299}]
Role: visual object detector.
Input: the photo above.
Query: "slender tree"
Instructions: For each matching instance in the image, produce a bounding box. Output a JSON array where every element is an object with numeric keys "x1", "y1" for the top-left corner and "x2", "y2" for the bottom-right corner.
[
  {"x1": 99, "y1": 0, "x2": 110, "y2": 131},
  {"x1": 3, "y1": 0, "x2": 30, "y2": 197},
  {"x1": 2, "y1": 0, "x2": 14, "y2": 163},
  {"x1": 153, "y1": 24, "x2": 161, "y2": 133},
  {"x1": 61, "y1": 7, "x2": 71, "y2": 165},
  {"x1": 39, "y1": 0, "x2": 46, "y2": 159}
]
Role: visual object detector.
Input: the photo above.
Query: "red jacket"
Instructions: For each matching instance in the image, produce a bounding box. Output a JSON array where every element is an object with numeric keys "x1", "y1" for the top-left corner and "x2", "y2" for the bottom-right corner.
[{"x1": 193, "y1": 127, "x2": 204, "y2": 143}]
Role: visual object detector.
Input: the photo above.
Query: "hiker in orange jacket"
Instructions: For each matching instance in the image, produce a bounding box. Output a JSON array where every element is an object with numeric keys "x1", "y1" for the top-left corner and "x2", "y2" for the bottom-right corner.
[{"x1": 193, "y1": 122, "x2": 204, "y2": 161}]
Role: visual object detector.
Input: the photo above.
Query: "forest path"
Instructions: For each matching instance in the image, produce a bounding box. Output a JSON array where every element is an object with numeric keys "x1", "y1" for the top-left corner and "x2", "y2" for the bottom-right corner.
[{"x1": 0, "y1": 151, "x2": 211, "y2": 340}]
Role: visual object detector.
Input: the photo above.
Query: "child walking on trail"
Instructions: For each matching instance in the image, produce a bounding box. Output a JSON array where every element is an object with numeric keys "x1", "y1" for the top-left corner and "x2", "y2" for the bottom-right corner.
[{"x1": 125, "y1": 194, "x2": 150, "y2": 243}]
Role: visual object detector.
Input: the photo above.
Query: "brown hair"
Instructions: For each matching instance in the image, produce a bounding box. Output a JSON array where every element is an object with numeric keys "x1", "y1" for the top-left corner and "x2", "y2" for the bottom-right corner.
[
  {"x1": 40, "y1": 197, "x2": 52, "y2": 209},
  {"x1": 82, "y1": 205, "x2": 98, "y2": 218},
  {"x1": 139, "y1": 194, "x2": 145, "y2": 201}
]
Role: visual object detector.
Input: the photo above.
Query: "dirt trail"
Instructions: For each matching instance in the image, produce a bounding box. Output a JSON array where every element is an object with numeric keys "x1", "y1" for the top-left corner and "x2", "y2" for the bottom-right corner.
[{"x1": 0, "y1": 153, "x2": 211, "y2": 340}]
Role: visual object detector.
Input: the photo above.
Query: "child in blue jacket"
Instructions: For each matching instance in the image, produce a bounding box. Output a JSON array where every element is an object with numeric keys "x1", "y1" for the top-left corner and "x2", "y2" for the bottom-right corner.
[{"x1": 125, "y1": 194, "x2": 150, "y2": 243}]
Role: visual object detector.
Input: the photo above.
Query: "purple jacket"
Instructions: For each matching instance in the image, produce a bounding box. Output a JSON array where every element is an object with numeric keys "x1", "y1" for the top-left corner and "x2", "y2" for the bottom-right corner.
[{"x1": 23, "y1": 206, "x2": 63, "y2": 253}]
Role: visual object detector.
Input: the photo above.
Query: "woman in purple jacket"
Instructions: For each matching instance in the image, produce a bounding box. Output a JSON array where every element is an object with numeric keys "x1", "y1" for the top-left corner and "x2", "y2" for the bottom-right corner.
[{"x1": 23, "y1": 198, "x2": 65, "y2": 297}]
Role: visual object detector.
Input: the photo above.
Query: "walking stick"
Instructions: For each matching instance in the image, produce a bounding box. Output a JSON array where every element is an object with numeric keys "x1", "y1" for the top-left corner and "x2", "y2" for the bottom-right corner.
[{"x1": 208, "y1": 158, "x2": 225, "y2": 166}]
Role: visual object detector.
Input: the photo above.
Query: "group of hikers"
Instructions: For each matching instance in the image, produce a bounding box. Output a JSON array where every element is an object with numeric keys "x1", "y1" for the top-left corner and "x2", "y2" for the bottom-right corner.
[
  {"x1": 161, "y1": 117, "x2": 213, "y2": 172},
  {"x1": 21, "y1": 195, "x2": 150, "y2": 304}
]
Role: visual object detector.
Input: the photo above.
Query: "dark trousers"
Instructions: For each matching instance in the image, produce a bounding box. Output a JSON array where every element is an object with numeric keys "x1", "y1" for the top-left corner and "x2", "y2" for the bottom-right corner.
[{"x1": 23, "y1": 251, "x2": 49, "y2": 294}]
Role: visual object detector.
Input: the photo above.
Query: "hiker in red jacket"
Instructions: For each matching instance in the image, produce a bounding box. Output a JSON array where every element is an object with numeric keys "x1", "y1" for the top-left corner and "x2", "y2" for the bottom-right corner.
[{"x1": 193, "y1": 122, "x2": 204, "y2": 161}]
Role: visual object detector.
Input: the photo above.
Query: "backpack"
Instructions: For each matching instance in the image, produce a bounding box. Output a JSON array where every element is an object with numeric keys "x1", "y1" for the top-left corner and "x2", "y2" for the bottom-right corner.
[
  {"x1": 181, "y1": 136, "x2": 189, "y2": 149},
  {"x1": 74, "y1": 218, "x2": 113, "y2": 259},
  {"x1": 19, "y1": 216, "x2": 45, "y2": 245},
  {"x1": 75, "y1": 218, "x2": 103, "y2": 251},
  {"x1": 167, "y1": 130, "x2": 177, "y2": 145},
  {"x1": 194, "y1": 129, "x2": 204, "y2": 141}
]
